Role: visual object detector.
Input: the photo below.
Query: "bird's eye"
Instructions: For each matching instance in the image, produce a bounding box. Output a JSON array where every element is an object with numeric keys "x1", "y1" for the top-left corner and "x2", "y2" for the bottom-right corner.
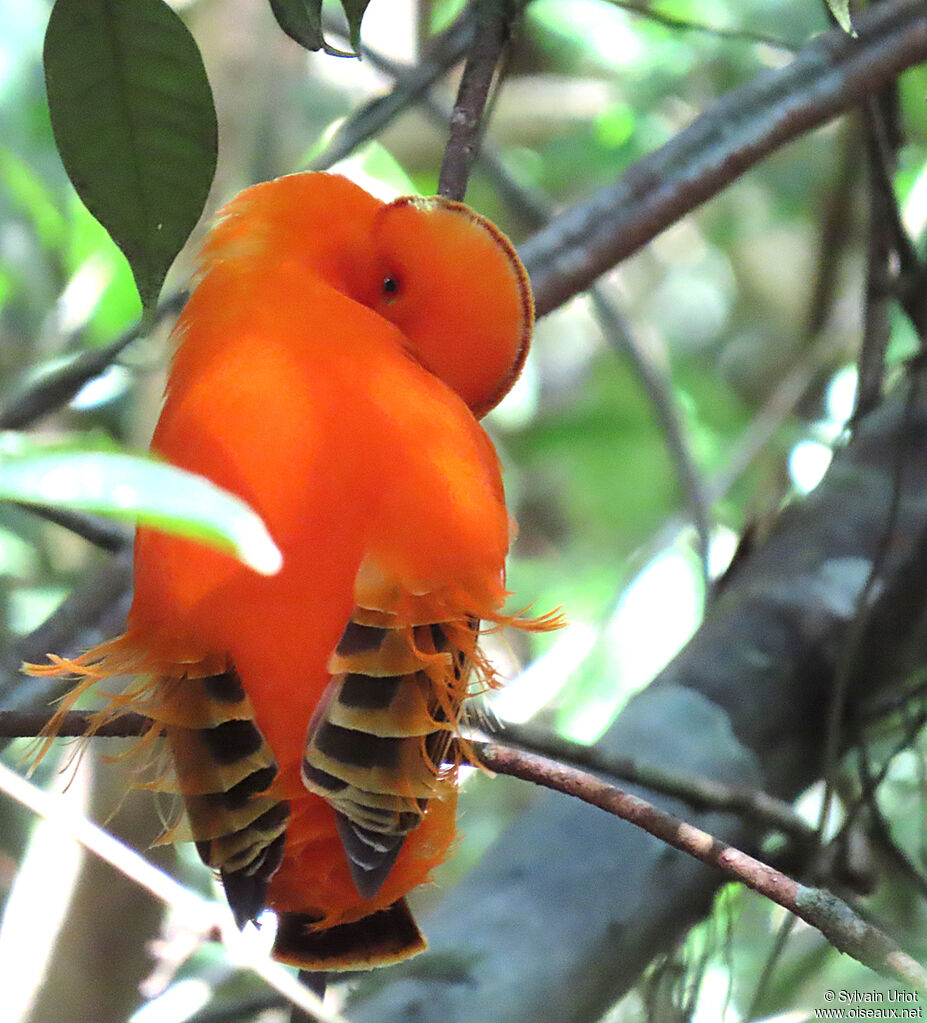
[{"x1": 382, "y1": 276, "x2": 400, "y2": 297}]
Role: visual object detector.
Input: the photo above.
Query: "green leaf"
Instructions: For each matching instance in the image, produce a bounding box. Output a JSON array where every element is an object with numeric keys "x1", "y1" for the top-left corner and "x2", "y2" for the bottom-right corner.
[
  {"x1": 43, "y1": 0, "x2": 218, "y2": 316},
  {"x1": 0, "y1": 438, "x2": 282, "y2": 576},
  {"x1": 341, "y1": 0, "x2": 372, "y2": 51},
  {"x1": 825, "y1": 0, "x2": 856, "y2": 36},
  {"x1": 268, "y1": 0, "x2": 370, "y2": 56}
]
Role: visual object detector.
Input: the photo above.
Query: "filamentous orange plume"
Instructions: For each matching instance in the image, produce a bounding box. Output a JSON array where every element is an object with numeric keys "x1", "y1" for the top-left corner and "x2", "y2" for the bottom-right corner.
[{"x1": 27, "y1": 172, "x2": 559, "y2": 970}]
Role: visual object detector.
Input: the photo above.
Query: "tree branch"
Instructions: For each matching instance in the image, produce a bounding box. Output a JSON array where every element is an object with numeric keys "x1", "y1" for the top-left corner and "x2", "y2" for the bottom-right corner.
[
  {"x1": 520, "y1": 0, "x2": 927, "y2": 317},
  {"x1": 313, "y1": 9, "x2": 476, "y2": 172},
  {"x1": 11, "y1": 502, "x2": 130, "y2": 553},
  {"x1": 3, "y1": 707, "x2": 916, "y2": 989},
  {"x1": 478, "y1": 743, "x2": 927, "y2": 992},
  {"x1": 605, "y1": 0, "x2": 803, "y2": 50},
  {"x1": 437, "y1": 0, "x2": 519, "y2": 201},
  {"x1": 0, "y1": 549, "x2": 133, "y2": 733},
  {"x1": 494, "y1": 719, "x2": 813, "y2": 842},
  {"x1": 0, "y1": 707, "x2": 812, "y2": 839}
]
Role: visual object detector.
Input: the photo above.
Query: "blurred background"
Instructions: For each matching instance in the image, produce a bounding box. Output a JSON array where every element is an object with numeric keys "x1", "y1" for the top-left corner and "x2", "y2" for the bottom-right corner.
[{"x1": 1, "y1": 0, "x2": 926, "y2": 1020}]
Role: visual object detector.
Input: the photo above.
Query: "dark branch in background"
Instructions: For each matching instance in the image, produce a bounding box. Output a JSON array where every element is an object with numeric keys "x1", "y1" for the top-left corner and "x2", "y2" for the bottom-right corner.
[
  {"x1": 854, "y1": 92, "x2": 909, "y2": 421},
  {"x1": 521, "y1": 0, "x2": 927, "y2": 317},
  {"x1": 588, "y1": 291, "x2": 712, "y2": 585},
  {"x1": 851, "y1": 709, "x2": 927, "y2": 900},
  {"x1": 437, "y1": 0, "x2": 519, "y2": 201},
  {"x1": 3, "y1": 707, "x2": 919, "y2": 989},
  {"x1": 805, "y1": 124, "x2": 860, "y2": 337},
  {"x1": 0, "y1": 291, "x2": 185, "y2": 431},
  {"x1": 11, "y1": 503, "x2": 130, "y2": 553}
]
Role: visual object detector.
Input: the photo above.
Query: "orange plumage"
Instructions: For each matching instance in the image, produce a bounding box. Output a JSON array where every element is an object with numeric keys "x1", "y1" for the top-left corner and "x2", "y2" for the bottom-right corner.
[{"x1": 28, "y1": 172, "x2": 552, "y2": 969}]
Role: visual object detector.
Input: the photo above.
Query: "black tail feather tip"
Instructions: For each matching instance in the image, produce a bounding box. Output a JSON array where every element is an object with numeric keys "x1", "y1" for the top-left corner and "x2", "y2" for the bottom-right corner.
[
  {"x1": 220, "y1": 831, "x2": 287, "y2": 929},
  {"x1": 334, "y1": 812, "x2": 405, "y2": 899}
]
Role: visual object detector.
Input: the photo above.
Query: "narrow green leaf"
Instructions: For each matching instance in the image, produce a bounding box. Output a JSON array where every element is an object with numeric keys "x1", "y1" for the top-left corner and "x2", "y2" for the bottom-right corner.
[
  {"x1": 341, "y1": 0, "x2": 372, "y2": 51},
  {"x1": 268, "y1": 0, "x2": 372, "y2": 56},
  {"x1": 0, "y1": 440, "x2": 282, "y2": 576},
  {"x1": 826, "y1": 0, "x2": 856, "y2": 36},
  {"x1": 43, "y1": 0, "x2": 218, "y2": 315}
]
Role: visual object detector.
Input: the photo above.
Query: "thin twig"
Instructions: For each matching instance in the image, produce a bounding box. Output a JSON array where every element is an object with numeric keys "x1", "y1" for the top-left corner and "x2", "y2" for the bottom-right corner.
[
  {"x1": 494, "y1": 719, "x2": 814, "y2": 842},
  {"x1": 854, "y1": 97, "x2": 903, "y2": 422},
  {"x1": 856, "y1": 90, "x2": 927, "y2": 351},
  {"x1": 844, "y1": 708, "x2": 927, "y2": 900},
  {"x1": 313, "y1": 9, "x2": 476, "y2": 171},
  {"x1": 807, "y1": 127, "x2": 863, "y2": 338},
  {"x1": 0, "y1": 710, "x2": 154, "y2": 738},
  {"x1": 745, "y1": 914, "x2": 797, "y2": 1022},
  {"x1": 703, "y1": 329, "x2": 846, "y2": 506},
  {"x1": 589, "y1": 290, "x2": 713, "y2": 588},
  {"x1": 845, "y1": 703, "x2": 927, "y2": 836},
  {"x1": 818, "y1": 375, "x2": 919, "y2": 847},
  {"x1": 860, "y1": 669, "x2": 927, "y2": 724},
  {"x1": 476, "y1": 743, "x2": 927, "y2": 991},
  {"x1": 605, "y1": 0, "x2": 803, "y2": 51},
  {"x1": 437, "y1": 0, "x2": 518, "y2": 201}
]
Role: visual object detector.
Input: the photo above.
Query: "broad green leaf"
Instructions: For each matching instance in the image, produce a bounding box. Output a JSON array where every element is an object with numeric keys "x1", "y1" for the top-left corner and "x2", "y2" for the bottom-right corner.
[
  {"x1": 268, "y1": 0, "x2": 371, "y2": 56},
  {"x1": 43, "y1": 0, "x2": 217, "y2": 315},
  {"x1": 0, "y1": 439, "x2": 282, "y2": 576},
  {"x1": 826, "y1": 0, "x2": 855, "y2": 35}
]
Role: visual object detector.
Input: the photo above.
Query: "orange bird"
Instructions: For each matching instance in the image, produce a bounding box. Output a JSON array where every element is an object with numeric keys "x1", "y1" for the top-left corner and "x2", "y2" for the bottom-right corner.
[{"x1": 28, "y1": 172, "x2": 556, "y2": 970}]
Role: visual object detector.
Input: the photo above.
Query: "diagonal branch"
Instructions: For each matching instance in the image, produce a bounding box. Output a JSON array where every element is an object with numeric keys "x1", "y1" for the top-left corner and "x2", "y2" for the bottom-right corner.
[
  {"x1": 478, "y1": 743, "x2": 927, "y2": 992},
  {"x1": 520, "y1": 0, "x2": 927, "y2": 316}
]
